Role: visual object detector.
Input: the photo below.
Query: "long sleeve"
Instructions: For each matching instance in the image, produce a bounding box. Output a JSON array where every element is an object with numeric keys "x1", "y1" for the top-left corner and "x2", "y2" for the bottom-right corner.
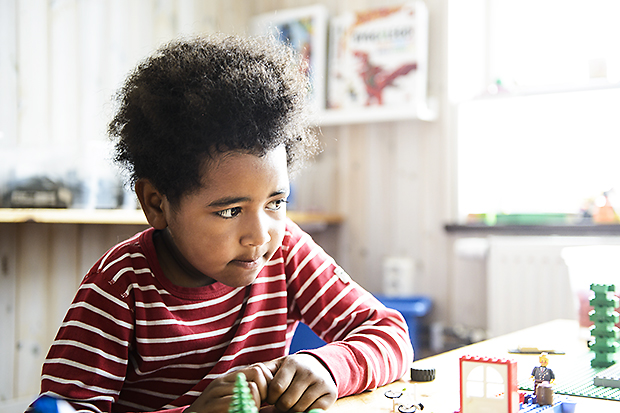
[
  {"x1": 282, "y1": 222, "x2": 414, "y2": 397},
  {"x1": 37, "y1": 230, "x2": 232, "y2": 413},
  {"x1": 38, "y1": 223, "x2": 413, "y2": 412},
  {"x1": 40, "y1": 254, "x2": 136, "y2": 413}
]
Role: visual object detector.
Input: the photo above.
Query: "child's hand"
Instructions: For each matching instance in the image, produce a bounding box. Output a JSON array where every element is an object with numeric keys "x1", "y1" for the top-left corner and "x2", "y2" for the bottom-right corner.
[
  {"x1": 187, "y1": 363, "x2": 273, "y2": 413},
  {"x1": 263, "y1": 353, "x2": 337, "y2": 412}
]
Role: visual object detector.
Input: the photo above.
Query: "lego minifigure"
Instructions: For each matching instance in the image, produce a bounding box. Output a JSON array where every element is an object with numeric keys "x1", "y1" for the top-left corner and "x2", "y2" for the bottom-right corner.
[{"x1": 530, "y1": 352, "x2": 555, "y2": 395}]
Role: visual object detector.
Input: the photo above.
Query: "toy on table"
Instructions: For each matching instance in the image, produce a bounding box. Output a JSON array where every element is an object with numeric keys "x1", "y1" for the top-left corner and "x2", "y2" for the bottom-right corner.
[
  {"x1": 593, "y1": 362, "x2": 620, "y2": 388},
  {"x1": 228, "y1": 373, "x2": 325, "y2": 413},
  {"x1": 456, "y1": 355, "x2": 575, "y2": 413},
  {"x1": 459, "y1": 355, "x2": 519, "y2": 413},
  {"x1": 410, "y1": 367, "x2": 436, "y2": 382},
  {"x1": 589, "y1": 283, "x2": 620, "y2": 368},
  {"x1": 530, "y1": 352, "x2": 555, "y2": 396},
  {"x1": 228, "y1": 373, "x2": 259, "y2": 413},
  {"x1": 384, "y1": 389, "x2": 424, "y2": 413}
]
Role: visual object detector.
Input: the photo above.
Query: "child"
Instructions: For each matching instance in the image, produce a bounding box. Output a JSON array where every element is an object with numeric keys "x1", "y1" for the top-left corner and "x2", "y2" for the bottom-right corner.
[{"x1": 37, "y1": 34, "x2": 413, "y2": 413}]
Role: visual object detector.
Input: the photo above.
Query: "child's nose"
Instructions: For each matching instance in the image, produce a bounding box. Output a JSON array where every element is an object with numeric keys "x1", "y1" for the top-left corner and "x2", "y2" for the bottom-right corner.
[{"x1": 241, "y1": 213, "x2": 272, "y2": 247}]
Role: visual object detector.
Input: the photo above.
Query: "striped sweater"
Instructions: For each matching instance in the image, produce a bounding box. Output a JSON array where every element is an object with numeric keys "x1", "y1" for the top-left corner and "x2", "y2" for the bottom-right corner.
[{"x1": 39, "y1": 219, "x2": 413, "y2": 413}]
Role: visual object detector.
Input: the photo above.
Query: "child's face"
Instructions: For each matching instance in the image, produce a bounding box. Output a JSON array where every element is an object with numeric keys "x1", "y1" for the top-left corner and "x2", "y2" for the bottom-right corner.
[{"x1": 163, "y1": 146, "x2": 290, "y2": 288}]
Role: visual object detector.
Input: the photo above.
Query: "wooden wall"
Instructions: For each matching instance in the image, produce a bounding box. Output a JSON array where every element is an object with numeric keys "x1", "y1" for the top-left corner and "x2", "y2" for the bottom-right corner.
[
  {"x1": 0, "y1": 222, "x2": 149, "y2": 407},
  {"x1": 0, "y1": 0, "x2": 451, "y2": 408}
]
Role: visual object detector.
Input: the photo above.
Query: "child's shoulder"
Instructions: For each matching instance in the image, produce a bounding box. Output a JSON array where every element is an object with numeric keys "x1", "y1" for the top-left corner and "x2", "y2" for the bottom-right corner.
[
  {"x1": 281, "y1": 218, "x2": 323, "y2": 262},
  {"x1": 282, "y1": 218, "x2": 311, "y2": 249},
  {"x1": 82, "y1": 227, "x2": 157, "y2": 289},
  {"x1": 284, "y1": 217, "x2": 303, "y2": 239}
]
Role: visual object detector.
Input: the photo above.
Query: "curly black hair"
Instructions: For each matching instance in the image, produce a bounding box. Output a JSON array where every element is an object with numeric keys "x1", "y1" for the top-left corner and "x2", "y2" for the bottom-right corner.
[{"x1": 108, "y1": 34, "x2": 319, "y2": 205}]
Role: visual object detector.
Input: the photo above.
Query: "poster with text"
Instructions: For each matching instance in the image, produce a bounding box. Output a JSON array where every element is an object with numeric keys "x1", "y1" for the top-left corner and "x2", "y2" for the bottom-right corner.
[{"x1": 327, "y1": 1, "x2": 428, "y2": 112}]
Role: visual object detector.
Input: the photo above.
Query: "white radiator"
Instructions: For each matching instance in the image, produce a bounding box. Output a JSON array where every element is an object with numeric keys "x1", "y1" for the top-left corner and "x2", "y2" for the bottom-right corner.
[{"x1": 486, "y1": 236, "x2": 620, "y2": 338}]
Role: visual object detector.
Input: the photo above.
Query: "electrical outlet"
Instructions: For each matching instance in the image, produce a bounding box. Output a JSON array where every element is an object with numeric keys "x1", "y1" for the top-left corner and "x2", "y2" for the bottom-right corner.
[{"x1": 382, "y1": 256, "x2": 415, "y2": 296}]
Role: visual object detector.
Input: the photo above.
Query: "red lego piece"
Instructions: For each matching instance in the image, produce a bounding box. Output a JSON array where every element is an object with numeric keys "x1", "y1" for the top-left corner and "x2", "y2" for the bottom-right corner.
[{"x1": 460, "y1": 355, "x2": 519, "y2": 413}]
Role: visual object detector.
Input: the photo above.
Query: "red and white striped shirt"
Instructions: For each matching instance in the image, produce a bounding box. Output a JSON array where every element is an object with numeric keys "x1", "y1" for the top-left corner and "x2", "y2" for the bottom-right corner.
[{"x1": 39, "y1": 219, "x2": 413, "y2": 413}]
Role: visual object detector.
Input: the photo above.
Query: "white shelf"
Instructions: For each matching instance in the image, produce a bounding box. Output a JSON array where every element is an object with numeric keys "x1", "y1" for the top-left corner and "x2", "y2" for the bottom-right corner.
[{"x1": 311, "y1": 98, "x2": 438, "y2": 126}]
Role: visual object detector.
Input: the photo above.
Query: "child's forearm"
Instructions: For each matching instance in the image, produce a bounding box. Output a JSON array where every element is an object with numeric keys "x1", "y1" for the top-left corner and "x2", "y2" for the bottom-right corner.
[{"x1": 302, "y1": 306, "x2": 413, "y2": 397}]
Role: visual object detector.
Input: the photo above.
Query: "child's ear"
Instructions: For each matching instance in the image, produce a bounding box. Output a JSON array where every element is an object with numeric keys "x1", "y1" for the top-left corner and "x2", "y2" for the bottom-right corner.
[{"x1": 135, "y1": 179, "x2": 168, "y2": 230}]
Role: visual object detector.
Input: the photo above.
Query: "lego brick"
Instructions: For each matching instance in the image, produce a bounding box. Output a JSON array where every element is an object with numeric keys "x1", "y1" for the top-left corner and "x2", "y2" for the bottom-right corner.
[
  {"x1": 591, "y1": 284, "x2": 616, "y2": 293},
  {"x1": 518, "y1": 396, "x2": 576, "y2": 413},
  {"x1": 589, "y1": 309, "x2": 619, "y2": 324},
  {"x1": 460, "y1": 355, "x2": 519, "y2": 413},
  {"x1": 590, "y1": 324, "x2": 620, "y2": 339},
  {"x1": 590, "y1": 340, "x2": 620, "y2": 353},
  {"x1": 593, "y1": 363, "x2": 620, "y2": 389}
]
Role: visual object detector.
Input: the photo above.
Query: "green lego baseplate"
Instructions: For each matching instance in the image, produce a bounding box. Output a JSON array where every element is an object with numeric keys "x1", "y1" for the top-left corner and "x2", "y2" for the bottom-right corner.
[
  {"x1": 518, "y1": 352, "x2": 620, "y2": 401},
  {"x1": 593, "y1": 363, "x2": 620, "y2": 388}
]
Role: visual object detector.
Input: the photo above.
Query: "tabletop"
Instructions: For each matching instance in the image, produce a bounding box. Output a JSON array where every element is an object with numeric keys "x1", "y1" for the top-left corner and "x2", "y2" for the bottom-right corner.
[{"x1": 327, "y1": 319, "x2": 620, "y2": 413}]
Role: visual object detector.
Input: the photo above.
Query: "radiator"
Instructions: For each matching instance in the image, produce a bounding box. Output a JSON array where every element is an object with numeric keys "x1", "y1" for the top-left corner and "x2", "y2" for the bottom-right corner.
[{"x1": 486, "y1": 236, "x2": 620, "y2": 338}]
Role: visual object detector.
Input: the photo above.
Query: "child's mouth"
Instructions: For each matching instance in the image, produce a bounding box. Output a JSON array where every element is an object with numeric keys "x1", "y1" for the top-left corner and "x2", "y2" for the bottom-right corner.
[{"x1": 231, "y1": 256, "x2": 263, "y2": 270}]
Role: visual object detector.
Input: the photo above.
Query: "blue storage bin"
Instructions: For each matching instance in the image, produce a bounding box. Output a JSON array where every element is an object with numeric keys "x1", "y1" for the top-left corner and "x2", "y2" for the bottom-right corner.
[
  {"x1": 289, "y1": 295, "x2": 432, "y2": 359},
  {"x1": 373, "y1": 295, "x2": 432, "y2": 359}
]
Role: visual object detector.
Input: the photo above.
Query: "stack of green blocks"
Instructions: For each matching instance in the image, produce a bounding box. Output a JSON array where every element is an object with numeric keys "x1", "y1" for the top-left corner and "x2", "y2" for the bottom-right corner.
[
  {"x1": 229, "y1": 373, "x2": 259, "y2": 413},
  {"x1": 228, "y1": 372, "x2": 325, "y2": 413},
  {"x1": 589, "y1": 284, "x2": 620, "y2": 368}
]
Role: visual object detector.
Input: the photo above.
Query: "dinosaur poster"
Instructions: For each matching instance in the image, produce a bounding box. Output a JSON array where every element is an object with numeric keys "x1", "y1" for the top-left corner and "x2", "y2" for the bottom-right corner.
[{"x1": 327, "y1": 1, "x2": 428, "y2": 112}]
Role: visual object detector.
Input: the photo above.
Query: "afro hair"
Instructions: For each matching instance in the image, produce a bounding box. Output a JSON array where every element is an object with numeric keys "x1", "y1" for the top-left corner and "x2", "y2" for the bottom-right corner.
[{"x1": 108, "y1": 34, "x2": 319, "y2": 204}]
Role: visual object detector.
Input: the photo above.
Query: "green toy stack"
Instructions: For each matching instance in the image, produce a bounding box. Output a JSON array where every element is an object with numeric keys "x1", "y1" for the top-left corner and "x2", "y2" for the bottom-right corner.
[
  {"x1": 589, "y1": 284, "x2": 620, "y2": 368},
  {"x1": 228, "y1": 373, "x2": 258, "y2": 413},
  {"x1": 227, "y1": 372, "x2": 326, "y2": 413}
]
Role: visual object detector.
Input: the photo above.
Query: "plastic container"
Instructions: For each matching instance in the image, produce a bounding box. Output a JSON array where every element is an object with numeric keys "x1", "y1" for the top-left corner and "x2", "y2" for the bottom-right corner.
[{"x1": 289, "y1": 295, "x2": 432, "y2": 359}]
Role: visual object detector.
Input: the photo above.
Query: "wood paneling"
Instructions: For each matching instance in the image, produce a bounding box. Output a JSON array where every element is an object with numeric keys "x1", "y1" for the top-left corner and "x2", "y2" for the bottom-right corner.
[
  {"x1": 0, "y1": 224, "x2": 17, "y2": 402},
  {"x1": 0, "y1": 0, "x2": 451, "y2": 407}
]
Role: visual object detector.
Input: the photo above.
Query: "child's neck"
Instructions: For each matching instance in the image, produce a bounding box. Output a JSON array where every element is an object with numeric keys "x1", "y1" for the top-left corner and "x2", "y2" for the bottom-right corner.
[{"x1": 153, "y1": 228, "x2": 216, "y2": 288}]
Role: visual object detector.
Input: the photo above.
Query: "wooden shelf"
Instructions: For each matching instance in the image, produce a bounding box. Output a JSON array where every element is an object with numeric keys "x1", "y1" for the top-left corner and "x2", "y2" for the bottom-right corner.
[
  {"x1": 0, "y1": 208, "x2": 149, "y2": 225},
  {"x1": 0, "y1": 208, "x2": 343, "y2": 226}
]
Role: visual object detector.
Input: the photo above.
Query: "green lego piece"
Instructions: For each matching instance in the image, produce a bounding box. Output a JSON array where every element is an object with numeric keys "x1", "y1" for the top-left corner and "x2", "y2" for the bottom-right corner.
[
  {"x1": 590, "y1": 324, "x2": 620, "y2": 339},
  {"x1": 226, "y1": 372, "x2": 325, "y2": 413},
  {"x1": 592, "y1": 352, "x2": 618, "y2": 368},
  {"x1": 590, "y1": 295, "x2": 620, "y2": 308},
  {"x1": 228, "y1": 373, "x2": 258, "y2": 413},
  {"x1": 589, "y1": 309, "x2": 620, "y2": 324},
  {"x1": 591, "y1": 339, "x2": 620, "y2": 353},
  {"x1": 591, "y1": 283, "x2": 616, "y2": 293},
  {"x1": 589, "y1": 283, "x2": 620, "y2": 368}
]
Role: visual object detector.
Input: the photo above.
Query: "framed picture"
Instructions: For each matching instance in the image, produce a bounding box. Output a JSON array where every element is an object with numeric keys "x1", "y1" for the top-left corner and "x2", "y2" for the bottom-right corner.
[
  {"x1": 327, "y1": 1, "x2": 429, "y2": 114},
  {"x1": 251, "y1": 5, "x2": 329, "y2": 115}
]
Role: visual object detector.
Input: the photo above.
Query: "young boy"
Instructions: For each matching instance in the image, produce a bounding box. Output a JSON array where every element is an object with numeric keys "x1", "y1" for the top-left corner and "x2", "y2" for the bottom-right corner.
[{"x1": 37, "y1": 34, "x2": 413, "y2": 413}]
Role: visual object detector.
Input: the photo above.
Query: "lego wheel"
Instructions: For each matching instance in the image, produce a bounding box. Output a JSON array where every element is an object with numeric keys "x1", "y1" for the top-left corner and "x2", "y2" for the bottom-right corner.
[{"x1": 410, "y1": 368, "x2": 436, "y2": 382}]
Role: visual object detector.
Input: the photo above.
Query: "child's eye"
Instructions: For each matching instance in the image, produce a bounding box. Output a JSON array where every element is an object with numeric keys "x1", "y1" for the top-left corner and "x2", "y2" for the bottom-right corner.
[
  {"x1": 216, "y1": 207, "x2": 241, "y2": 219},
  {"x1": 267, "y1": 199, "x2": 288, "y2": 211}
]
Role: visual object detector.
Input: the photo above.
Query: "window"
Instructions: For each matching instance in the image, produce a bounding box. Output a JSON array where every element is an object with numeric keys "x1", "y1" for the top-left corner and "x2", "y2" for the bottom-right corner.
[
  {"x1": 466, "y1": 365, "x2": 505, "y2": 399},
  {"x1": 450, "y1": 0, "x2": 620, "y2": 221}
]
